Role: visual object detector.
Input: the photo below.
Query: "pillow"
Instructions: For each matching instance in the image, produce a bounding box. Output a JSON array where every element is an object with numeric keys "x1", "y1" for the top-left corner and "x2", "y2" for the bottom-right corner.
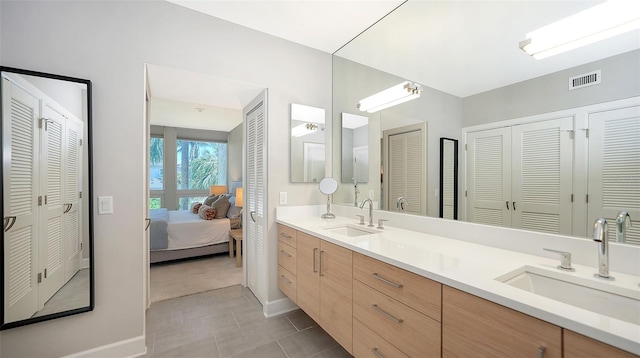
[
  {"x1": 211, "y1": 195, "x2": 231, "y2": 219},
  {"x1": 191, "y1": 202, "x2": 202, "y2": 214},
  {"x1": 203, "y1": 195, "x2": 219, "y2": 206},
  {"x1": 198, "y1": 204, "x2": 216, "y2": 220},
  {"x1": 227, "y1": 205, "x2": 242, "y2": 219}
]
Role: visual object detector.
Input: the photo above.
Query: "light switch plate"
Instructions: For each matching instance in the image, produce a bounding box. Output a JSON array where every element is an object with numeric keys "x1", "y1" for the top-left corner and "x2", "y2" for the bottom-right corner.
[
  {"x1": 98, "y1": 196, "x2": 113, "y2": 214},
  {"x1": 279, "y1": 192, "x2": 287, "y2": 205},
  {"x1": 368, "y1": 190, "x2": 375, "y2": 200}
]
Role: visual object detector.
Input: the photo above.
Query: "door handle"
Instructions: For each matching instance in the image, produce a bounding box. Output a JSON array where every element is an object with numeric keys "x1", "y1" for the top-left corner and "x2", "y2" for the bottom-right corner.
[
  {"x1": 145, "y1": 218, "x2": 151, "y2": 231},
  {"x1": 506, "y1": 201, "x2": 509, "y2": 210},
  {"x1": 3, "y1": 216, "x2": 16, "y2": 232},
  {"x1": 513, "y1": 201, "x2": 516, "y2": 211},
  {"x1": 250, "y1": 211, "x2": 256, "y2": 223}
]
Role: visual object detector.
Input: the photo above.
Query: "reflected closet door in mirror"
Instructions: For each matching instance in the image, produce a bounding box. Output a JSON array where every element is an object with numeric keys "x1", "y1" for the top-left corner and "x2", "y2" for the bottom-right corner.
[{"x1": 1, "y1": 66, "x2": 93, "y2": 330}]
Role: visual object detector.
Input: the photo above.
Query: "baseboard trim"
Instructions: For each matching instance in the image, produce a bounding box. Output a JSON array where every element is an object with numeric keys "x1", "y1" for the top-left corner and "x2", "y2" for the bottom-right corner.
[
  {"x1": 61, "y1": 335, "x2": 146, "y2": 358},
  {"x1": 81, "y1": 258, "x2": 90, "y2": 269},
  {"x1": 264, "y1": 296, "x2": 298, "y2": 318}
]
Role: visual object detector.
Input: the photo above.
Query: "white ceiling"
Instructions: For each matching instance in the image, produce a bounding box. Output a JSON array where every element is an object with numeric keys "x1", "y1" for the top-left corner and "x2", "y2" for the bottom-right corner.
[{"x1": 152, "y1": 0, "x2": 640, "y2": 130}]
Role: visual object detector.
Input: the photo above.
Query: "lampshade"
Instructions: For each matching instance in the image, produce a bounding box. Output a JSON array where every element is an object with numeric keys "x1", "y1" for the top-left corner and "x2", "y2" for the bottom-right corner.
[
  {"x1": 235, "y1": 187, "x2": 243, "y2": 208},
  {"x1": 357, "y1": 81, "x2": 421, "y2": 113},
  {"x1": 519, "y1": 2, "x2": 640, "y2": 60},
  {"x1": 210, "y1": 185, "x2": 227, "y2": 196}
]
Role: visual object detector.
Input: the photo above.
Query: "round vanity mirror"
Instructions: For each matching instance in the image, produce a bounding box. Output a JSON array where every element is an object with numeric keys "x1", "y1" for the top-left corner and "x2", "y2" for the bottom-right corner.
[
  {"x1": 319, "y1": 177, "x2": 338, "y2": 195},
  {"x1": 319, "y1": 177, "x2": 338, "y2": 219}
]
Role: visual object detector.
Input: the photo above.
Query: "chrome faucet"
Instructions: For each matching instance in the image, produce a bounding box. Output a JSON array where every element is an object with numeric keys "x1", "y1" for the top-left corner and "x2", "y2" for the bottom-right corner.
[
  {"x1": 397, "y1": 196, "x2": 408, "y2": 212},
  {"x1": 353, "y1": 177, "x2": 359, "y2": 207},
  {"x1": 615, "y1": 211, "x2": 632, "y2": 243},
  {"x1": 593, "y1": 218, "x2": 613, "y2": 280},
  {"x1": 360, "y1": 198, "x2": 374, "y2": 227}
]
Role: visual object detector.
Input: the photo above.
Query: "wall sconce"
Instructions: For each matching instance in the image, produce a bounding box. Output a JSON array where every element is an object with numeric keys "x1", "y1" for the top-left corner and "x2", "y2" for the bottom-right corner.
[
  {"x1": 519, "y1": 1, "x2": 640, "y2": 60},
  {"x1": 291, "y1": 122, "x2": 319, "y2": 137},
  {"x1": 357, "y1": 81, "x2": 422, "y2": 113},
  {"x1": 210, "y1": 185, "x2": 228, "y2": 196}
]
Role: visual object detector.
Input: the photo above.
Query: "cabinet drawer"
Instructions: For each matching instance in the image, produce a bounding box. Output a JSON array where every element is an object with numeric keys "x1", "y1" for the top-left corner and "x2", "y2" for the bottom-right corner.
[
  {"x1": 354, "y1": 318, "x2": 409, "y2": 358},
  {"x1": 354, "y1": 252, "x2": 441, "y2": 321},
  {"x1": 277, "y1": 224, "x2": 297, "y2": 247},
  {"x1": 278, "y1": 265, "x2": 297, "y2": 303},
  {"x1": 278, "y1": 241, "x2": 297, "y2": 274},
  {"x1": 353, "y1": 280, "x2": 440, "y2": 358}
]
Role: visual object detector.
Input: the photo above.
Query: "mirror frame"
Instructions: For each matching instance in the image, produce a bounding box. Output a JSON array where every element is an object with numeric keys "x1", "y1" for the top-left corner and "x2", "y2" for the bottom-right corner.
[
  {"x1": 439, "y1": 137, "x2": 458, "y2": 220},
  {"x1": 0, "y1": 66, "x2": 94, "y2": 330}
]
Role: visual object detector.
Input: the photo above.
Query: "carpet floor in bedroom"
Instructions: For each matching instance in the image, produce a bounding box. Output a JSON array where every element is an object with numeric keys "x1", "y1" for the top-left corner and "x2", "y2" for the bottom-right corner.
[{"x1": 150, "y1": 253, "x2": 243, "y2": 303}]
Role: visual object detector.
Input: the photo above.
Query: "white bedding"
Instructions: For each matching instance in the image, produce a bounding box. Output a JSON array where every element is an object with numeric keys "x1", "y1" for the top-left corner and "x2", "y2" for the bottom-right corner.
[{"x1": 165, "y1": 210, "x2": 230, "y2": 250}]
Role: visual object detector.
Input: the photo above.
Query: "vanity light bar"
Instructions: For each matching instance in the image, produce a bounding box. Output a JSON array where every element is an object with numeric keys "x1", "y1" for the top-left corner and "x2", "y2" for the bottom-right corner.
[
  {"x1": 357, "y1": 81, "x2": 421, "y2": 113},
  {"x1": 519, "y1": 1, "x2": 640, "y2": 60}
]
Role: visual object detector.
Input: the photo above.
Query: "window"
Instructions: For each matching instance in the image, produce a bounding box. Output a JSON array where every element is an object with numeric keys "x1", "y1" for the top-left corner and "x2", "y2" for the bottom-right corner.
[
  {"x1": 176, "y1": 139, "x2": 227, "y2": 190},
  {"x1": 149, "y1": 137, "x2": 164, "y2": 190},
  {"x1": 178, "y1": 197, "x2": 208, "y2": 210},
  {"x1": 149, "y1": 198, "x2": 162, "y2": 209}
]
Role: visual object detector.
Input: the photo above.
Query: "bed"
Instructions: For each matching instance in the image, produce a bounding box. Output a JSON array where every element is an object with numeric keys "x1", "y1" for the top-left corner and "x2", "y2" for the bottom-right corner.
[{"x1": 150, "y1": 182, "x2": 242, "y2": 263}]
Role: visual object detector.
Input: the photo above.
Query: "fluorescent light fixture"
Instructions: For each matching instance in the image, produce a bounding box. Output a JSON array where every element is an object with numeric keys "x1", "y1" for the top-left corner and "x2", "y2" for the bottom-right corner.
[
  {"x1": 291, "y1": 122, "x2": 318, "y2": 137},
  {"x1": 357, "y1": 81, "x2": 421, "y2": 113},
  {"x1": 520, "y1": 1, "x2": 640, "y2": 60}
]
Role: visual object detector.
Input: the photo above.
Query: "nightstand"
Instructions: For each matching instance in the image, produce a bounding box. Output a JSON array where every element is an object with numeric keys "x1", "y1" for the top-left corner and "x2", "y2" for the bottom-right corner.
[{"x1": 228, "y1": 229, "x2": 243, "y2": 267}]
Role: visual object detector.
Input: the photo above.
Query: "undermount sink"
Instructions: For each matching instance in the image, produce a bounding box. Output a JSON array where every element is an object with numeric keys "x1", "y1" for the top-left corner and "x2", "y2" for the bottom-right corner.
[
  {"x1": 497, "y1": 266, "x2": 640, "y2": 325},
  {"x1": 325, "y1": 225, "x2": 381, "y2": 237}
]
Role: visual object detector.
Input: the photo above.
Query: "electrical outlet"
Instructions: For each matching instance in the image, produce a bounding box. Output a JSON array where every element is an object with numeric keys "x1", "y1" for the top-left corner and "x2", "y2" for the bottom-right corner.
[
  {"x1": 279, "y1": 192, "x2": 287, "y2": 205},
  {"x1": 98, "y1": 196, "x2": 113, "y2": 214},
  {"x1": 368, "y1": 190, "x2": 375, "y2": 200}
]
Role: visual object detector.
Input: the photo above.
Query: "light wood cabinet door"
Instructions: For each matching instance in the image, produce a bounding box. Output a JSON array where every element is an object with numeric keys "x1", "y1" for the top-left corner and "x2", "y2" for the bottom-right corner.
[
  {"x1": 296, "y1": 232, "x2": 320, "y2": 323},
  {"x1": 564, "y1": 330, "x2": 638, "y2": 358},
  {"x1": 354, "y1": 318, "x2": 409, "y2": 358},
  {"x1": 443, "y1": 286, "x2": 561, "y2": 358},
  {"x1": 278, "y1": 240, "x2": 296, "y2": 275},
  {"x1": 319, "y1": 240, "x2": 353, "y2": 354}
]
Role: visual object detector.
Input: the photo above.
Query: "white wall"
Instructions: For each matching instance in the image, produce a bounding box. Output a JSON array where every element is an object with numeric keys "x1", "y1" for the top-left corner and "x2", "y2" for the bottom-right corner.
[
  {"x1": 228, "y1": 123, "x2": 243, "y2": 185},
  {"x1": 0, "y1": 1, "x2": 331, "y2": 357}
]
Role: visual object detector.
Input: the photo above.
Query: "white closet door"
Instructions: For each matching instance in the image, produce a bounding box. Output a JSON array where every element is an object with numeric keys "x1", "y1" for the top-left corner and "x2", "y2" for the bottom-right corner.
[
  {"x1": 385, "y1": 123, "x2": 426, "y2": 215},
  {"x1": 2, "y1": 77, "x2": 39, "y2": 322},
  {"x1": 63, "y1": 117, "x2": 83, "y2": 281},
  {"x1": 467, "y1": 127, "x2": 511, "y2": 227},
  {"x1": 38, "y1": 102, "x2": 66, "y2": 307},
  {"x1": 244, "y1": 91, "x2": 267, "y2": 305},
  {"x1": 588, "y1": 105, "x2": 640, "y2": 244},
  {"x1": 511, "y1": 118, "x2": 573, "y2": 235}
]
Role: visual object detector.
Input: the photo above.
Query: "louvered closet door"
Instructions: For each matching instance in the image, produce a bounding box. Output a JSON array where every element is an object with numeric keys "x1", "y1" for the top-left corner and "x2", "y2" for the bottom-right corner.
[
  {"x1": 38, "y1": 102, "x2": 66, "y2": 307},
  {"x1": 511, "y1": 118, "x2": 573, "y2": 235},
  {"x1": 63, "y1": 117, "x2": 83, "y2": 281},
  {"x1": 2, "y1": 77, "x2": 39, "y2": 322},
  {"x1": 588, "y1": 106, "x2": 640, "y2": 244},
  {"x1": 467, "y1": 127, "x2": 511, "y2": 227},
  {"x1": 385, "y1": 123, "x2": 426, "y2": 215},
  {"x1": 244, "y1": 91, "x2": 267, "y2": 305}
]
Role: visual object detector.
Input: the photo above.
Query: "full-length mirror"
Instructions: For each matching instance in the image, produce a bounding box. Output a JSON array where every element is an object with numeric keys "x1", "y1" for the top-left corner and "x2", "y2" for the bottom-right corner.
[
  {"x1": 290, "y1": 103, "x2": 326, "y2": 183},
  {"x1": 1, "y1": 66, "x2": 93, "y2": 329},
  {"x1": 332, "y1": 1, "x2": 639, "y2": 245}
]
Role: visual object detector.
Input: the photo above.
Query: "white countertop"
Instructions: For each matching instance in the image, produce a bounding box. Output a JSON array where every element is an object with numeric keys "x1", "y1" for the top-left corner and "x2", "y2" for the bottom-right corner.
[{"x1": 276, "y1": 212, "x2": 640, "y2": 355}]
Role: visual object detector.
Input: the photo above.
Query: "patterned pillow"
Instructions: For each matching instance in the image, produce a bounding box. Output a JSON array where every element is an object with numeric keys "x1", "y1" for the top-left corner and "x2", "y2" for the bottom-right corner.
[
  {"x1": 198, "y1": 204, "x2": 217, "y2": 220},
  {"x1": 191, "y1": 202, "x2": 202, "y2": 214}
]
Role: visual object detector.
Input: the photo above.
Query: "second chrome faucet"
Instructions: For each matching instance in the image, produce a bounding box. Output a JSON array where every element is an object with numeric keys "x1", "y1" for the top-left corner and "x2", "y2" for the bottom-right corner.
[{"x1": 359, "y1": 198, "x2": 374, "y2": 227}]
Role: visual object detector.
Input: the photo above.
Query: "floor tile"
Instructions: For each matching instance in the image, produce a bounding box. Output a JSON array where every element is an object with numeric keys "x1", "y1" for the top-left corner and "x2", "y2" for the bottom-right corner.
[
  {"x1": 285, "y1": 309, "x2": 317, "y2": 331},
  {"x1": 277, "y1": 326, "x2": 340, "y2": 358},
  {"x1": 145, "y1": 336, "x2": 220, "y2": 358},
  {"x1": 309, "y1": 345, "x2": 353, "y2": 358},
  {"x1": 227, "y1": 341, "x2": 287, "y2": 358}
]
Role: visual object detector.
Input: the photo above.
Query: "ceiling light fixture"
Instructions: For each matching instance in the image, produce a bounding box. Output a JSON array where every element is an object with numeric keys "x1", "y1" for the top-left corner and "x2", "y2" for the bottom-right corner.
[
  {"x1": 519, "y1": 1, "x2": 640, "y2": 60},
  {"x1": 291, "y1": 122, "x2": 318, "y2": 137},
  {"x1": 357, "y1": 81, "x2": 422, "y2": 113}
]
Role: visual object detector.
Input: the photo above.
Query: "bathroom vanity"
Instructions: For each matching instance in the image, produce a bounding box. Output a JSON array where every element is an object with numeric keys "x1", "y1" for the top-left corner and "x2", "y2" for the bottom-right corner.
[{"x1": 276, "y1": 207, "x2": 640, "y2": 357}]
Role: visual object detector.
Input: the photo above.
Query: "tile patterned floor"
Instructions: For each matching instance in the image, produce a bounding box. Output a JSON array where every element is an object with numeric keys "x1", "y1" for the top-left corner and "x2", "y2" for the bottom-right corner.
[{"x1": 144, "y1": 285, "x2": 353, "y2": 358}]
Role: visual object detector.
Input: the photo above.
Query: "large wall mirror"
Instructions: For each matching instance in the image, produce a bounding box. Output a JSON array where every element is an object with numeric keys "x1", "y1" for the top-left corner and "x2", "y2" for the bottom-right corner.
[
  {"x1": 332, "y1": 1, "x2": 640, "y2": 245},
  {"x1": 1, "y1": 66, "x2": 94, "y2": 329},
  {"x1": 290, "y1": 103, "x2": 326, "y2": 183}
]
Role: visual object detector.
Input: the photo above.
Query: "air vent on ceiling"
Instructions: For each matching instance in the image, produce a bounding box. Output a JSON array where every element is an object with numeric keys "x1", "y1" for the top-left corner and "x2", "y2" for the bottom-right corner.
[{"x1": 569, "y1": 70, "x2": 601, "y2": 90}]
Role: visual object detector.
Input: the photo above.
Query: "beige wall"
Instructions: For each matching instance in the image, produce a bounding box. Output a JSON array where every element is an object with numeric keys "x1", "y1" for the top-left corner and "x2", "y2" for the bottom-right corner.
[
  {"x1": 0, "y1": 1, "x2": 331, "y2": 356},
  {"x1": 228, "y1": 123, "x2": 243, "y2": 184}
]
